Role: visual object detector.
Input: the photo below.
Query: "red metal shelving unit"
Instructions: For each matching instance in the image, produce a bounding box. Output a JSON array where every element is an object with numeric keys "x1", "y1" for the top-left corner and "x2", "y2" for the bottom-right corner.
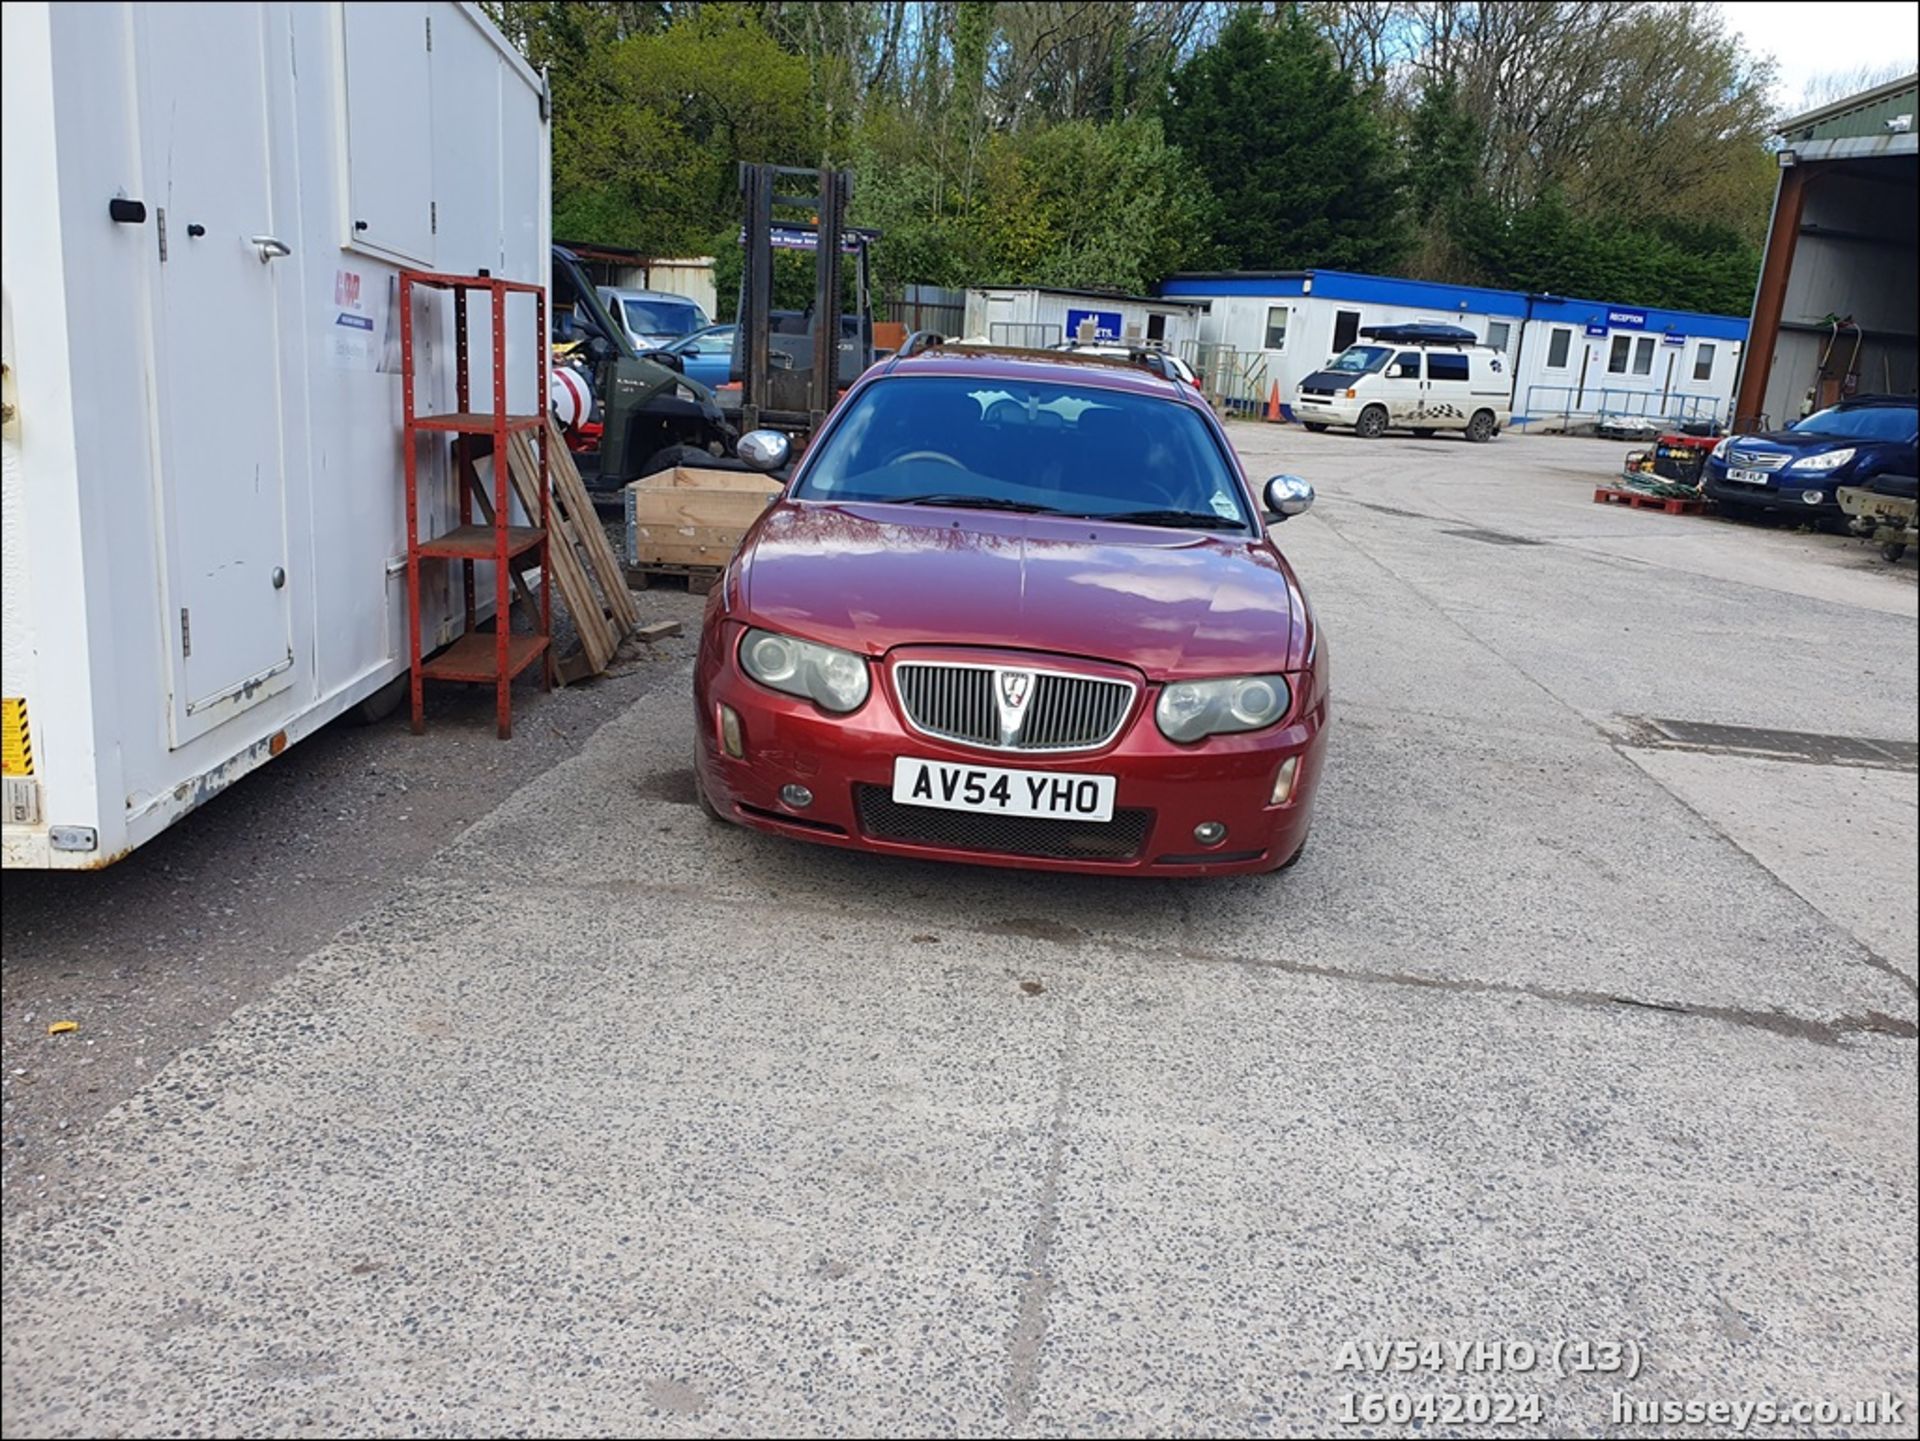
[{"x1": 401, "y1": 269, "x2": 551, "y2": 739}]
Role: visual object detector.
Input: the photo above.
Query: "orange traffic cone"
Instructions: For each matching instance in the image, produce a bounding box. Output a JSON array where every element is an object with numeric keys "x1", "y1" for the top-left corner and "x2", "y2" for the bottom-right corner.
[{"x1": 1265, "y1": 381, "x2": 1282, "y2": 422}]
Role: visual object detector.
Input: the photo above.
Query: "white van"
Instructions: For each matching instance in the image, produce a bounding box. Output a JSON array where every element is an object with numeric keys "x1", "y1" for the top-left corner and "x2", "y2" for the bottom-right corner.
[{"x1": 1294, "y1": 324, "x2": 1511, "y2": 441}]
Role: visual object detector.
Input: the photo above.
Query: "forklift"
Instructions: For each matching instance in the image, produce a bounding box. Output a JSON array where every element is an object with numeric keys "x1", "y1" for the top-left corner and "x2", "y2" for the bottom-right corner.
[{"x1": 731, "y1": 163, "x2": 877, "y2": 444}]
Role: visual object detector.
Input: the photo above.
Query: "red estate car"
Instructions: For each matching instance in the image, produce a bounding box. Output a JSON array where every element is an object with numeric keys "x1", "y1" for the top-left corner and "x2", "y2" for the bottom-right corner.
[{"x1": 692, "y1": 343, "x2": 1329, "y2": 876}]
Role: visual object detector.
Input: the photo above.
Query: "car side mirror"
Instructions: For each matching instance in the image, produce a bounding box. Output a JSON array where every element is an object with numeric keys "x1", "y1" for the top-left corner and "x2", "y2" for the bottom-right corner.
[
  {"x1": 1263, "y1": 474, "x2": 1315, "y2": 521},
  {"x1": 642, "y1": 348, "x2": 684, "y2": 374},
  {"x1": 1387, "y1": 365, "x2": 1405, "y2": 378},
  {"x1": 737, "y1": 429, "x2": 791, "y2": 472},
  {"x1": 681, "y1": 347, "x2": 700, "y2": 358}
]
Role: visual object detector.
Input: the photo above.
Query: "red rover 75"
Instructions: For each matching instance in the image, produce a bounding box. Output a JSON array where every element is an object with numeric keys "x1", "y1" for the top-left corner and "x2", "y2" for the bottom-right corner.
[{"x1": 692, "y1": 341, "x2": 1329, "y2": 876}]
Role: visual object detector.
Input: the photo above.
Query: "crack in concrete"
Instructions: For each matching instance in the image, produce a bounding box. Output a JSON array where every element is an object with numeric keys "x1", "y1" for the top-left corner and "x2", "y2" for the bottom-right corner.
[
  {"x1": 533, "y1": 874, "x2": 1916, "y2": 1048},
  {"x1": 1006, "y1": 1005, "x2": 1073, "y2": 1430}
]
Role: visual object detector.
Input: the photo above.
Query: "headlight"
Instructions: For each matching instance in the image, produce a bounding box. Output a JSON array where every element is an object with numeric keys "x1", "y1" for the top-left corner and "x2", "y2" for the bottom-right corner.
[
  {"x1": 1710, "y1": 436, "x2": 1735, "y2": 460},
  {"x1": 1155, "y1": 674, "x2": 1291, "y2": 743},
  {"x1": 739, "y1": 628, "x2": 870, "y2": 712},
  {"x1": 1789, "y1": 448, "x2": 1854, "y2": 472}
]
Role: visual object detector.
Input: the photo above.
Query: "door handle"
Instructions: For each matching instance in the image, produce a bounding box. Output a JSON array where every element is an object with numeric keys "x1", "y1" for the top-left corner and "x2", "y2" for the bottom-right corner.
[{"x1": 249, "y1": 235, "x2": 291, "y2": 264}]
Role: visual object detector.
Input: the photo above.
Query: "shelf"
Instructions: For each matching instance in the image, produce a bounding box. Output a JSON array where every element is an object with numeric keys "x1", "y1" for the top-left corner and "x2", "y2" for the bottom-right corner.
[
  {"x1": 417, "y1": 525, "x2": 546, "y2": 561},
  {"x1": 401, "y1": 271, "x2": 546, "y2": 296},
  {"x1": 412, "y1": 411, "x2": 545, "y2": 435},
  {"x1": 419, "y1": 632, "x2": 550, "y2": 684}
]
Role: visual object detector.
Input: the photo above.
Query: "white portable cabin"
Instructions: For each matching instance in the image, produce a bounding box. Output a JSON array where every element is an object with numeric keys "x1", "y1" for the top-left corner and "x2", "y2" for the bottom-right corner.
[
  {"x1": 1160, "y1": 270, "x2": 1747, "y2": 426},
  {"x1": 1, "y1": 2, "x2": 550, "y2": 869},
  {"x1": 962, "y1": 287, "x2": 1205, "y2": 354}
]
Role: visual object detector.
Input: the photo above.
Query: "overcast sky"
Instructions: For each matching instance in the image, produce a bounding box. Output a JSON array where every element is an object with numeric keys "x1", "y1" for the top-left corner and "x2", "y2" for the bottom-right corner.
[{"x1": 1718, "y1": 1, "x2": 1919, "y2": 112}]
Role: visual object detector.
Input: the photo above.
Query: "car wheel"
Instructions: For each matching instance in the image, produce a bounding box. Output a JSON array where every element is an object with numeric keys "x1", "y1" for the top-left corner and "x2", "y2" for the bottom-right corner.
[
  {"x1": 1411, "y1": 427, "x2": 1436, "y2": 439},
  {"x1": 692, "y1": 743, "x2": 725, "y2": 823},
  {"x1": 1884, "y1": 541, "x2": 1910, "y2": 562},
  {"x1": 1277, "y1": 831, "x2": 1309, "y2": 871},
  {"x1": 1465, "y1": 410, "x2": 1497, "y2": 443},
  {"x1": 1303, "y1": 422, "x2": 1328, "y2": 433},
  {"x1": 1354, "y1": 405, "x2": 1388, "y2": 439}
]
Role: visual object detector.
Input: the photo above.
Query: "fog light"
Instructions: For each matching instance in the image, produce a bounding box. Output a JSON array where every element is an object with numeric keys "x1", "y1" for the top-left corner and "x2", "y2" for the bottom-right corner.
[
  {"x1": 1193, "y1": 820, "x2": 1227, "y2": 846},
  {"x1": 718, "y1": 704, "x2": 744, "y2": 759},
  {"x1": 1270, "y1": 755, "x2": 1301, "y2": 805},
  {"x1": 779, "y1": 783, "x2": 813, "y2": 809},
  {"x1": 1801, "y1": 490, "x2": 1824, "y2": 505}
]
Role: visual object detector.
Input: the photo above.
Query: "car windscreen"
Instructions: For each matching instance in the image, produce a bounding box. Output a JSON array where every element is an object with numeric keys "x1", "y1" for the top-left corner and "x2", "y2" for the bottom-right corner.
[
  {"x1": 1326, "y1": 345, "x2": 1393, "y2": 374},
  {"x1": 623, "y1": 298, "x2": 707, "y2": 336},
  {"x1": 793, "y1": 375, "x2": 1252, "y2": 530},
  {"x1": 1792, "y1": 405, "x2": 1918, "y2": 442}
]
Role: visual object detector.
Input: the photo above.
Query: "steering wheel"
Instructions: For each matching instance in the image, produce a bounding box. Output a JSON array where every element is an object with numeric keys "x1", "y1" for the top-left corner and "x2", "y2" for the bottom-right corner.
[{"x1": 891, "y1": 449, "x2": 966, "y2": 469}]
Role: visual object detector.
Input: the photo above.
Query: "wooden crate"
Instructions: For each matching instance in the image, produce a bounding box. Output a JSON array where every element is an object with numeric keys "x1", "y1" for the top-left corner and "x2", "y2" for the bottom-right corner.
[{"x1": 623, "y1": 466, "x2": 783, "y2": 570}]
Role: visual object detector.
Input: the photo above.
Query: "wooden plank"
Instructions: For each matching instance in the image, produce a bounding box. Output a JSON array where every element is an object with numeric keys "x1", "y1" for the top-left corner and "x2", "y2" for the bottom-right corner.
[
  {"x1": 502, "y1": 438, "x2": 617, "y2": 678},
  {"x1": 519, "y1": 434, "x2": 629, "y2": 650},
  {"x1": 646, "y1": 465, "x2": 785, "y2": 494},
  {"x1": 635, "y1": 619, "x2": 683, "y2": 642},
  {"x1": 548, "y1": 421, "x2": 640, "y2": 632},
  {"x1": 628, "y1": 523, "x2": 748, "y2": 568},
  {"x1": 628, "y1": 490, "x2": 775, "y2": 532}
]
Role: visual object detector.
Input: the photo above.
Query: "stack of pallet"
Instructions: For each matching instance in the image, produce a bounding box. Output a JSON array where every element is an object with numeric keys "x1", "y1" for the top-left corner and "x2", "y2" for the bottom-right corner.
[{"x1": 503, "y1": 420, "x2": 644, "y2": 683}]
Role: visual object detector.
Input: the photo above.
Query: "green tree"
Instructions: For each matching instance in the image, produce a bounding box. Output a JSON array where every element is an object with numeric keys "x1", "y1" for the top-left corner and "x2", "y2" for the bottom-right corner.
[{"x1": 1165, "y1": 5, "x2": 1405, "y2": 273}]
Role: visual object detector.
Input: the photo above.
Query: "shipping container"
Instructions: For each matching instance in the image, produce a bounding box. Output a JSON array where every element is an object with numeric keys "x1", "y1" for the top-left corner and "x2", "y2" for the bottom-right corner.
[{"x1": 1, "y1": 1, "x2": 551, "y2": 868}]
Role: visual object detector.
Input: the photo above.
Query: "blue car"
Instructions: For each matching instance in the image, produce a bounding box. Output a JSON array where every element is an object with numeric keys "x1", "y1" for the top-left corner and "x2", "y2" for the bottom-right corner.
[
  {"x1": 655, "y1": 323, "x2": 736, "y2": 391},
  {"x1": 1703, "y1": 397, "x2": 1919, "y2": 522}
]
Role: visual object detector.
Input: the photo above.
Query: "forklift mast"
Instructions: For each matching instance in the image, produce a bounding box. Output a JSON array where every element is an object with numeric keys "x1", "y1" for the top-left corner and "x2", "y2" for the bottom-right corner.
[{"x1": 737, "y1": 163, "x2": 871, "y2": 438}]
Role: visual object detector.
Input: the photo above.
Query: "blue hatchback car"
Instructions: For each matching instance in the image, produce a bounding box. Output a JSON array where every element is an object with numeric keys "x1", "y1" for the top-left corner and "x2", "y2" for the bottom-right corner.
[{"x1": 1703, "y1": 397, "x2": 1919, "y2": 521}]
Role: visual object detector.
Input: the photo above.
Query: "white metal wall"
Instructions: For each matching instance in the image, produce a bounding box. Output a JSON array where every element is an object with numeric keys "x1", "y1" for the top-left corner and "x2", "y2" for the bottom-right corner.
[{"x1": 1, "y1": 1, "x2": 549, "y2": 867}]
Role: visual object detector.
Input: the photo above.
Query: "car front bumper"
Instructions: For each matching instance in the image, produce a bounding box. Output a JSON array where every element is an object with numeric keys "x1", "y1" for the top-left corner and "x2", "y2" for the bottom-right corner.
[
  {"x1": 1295, "y1": 394, "x2": 1363, "y2": 425},
  {"x1": 694, "y1": 642, "x2": 1328, "y2": 877},
  {"x1": 1703, "y1": 461, "x2": 1849, "y2": 514}
]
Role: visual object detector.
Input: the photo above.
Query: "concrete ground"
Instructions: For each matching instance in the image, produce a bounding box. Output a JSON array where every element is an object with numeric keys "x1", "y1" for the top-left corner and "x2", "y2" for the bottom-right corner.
[{"x1": 3, "y1": 426, "x2": 1915, "y2": 1438}]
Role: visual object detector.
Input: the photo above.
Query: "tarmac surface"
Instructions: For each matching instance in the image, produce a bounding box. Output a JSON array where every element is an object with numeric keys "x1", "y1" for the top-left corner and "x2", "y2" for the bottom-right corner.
[{"x1": 4, "y1": 425, "x2": 1916, "y2": 1437}]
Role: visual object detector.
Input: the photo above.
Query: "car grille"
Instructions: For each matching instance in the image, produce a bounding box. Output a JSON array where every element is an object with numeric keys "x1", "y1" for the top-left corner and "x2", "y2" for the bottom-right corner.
[
  {"x1": 893, "y1": 663, "x2": 1135, "y2": 752},
  {"x1": 1727, "y1": 448, "x2": 1789, "y2": 471},
  {"x1": 853, "y1": 785, "x2": 1150, "y2": 860}
]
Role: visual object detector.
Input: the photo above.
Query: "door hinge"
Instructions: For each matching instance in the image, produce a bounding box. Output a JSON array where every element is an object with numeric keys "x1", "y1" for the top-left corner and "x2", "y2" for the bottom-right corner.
[
  {"x1": 156, "y1": 206, "x2": 168, "y2": 262},
  {"x1": 180, "y1": 607, "x2": 192, "y2": 657},
  {"x1": 425, "y1": 15, "x2": 432, "y2": 50},
  {"x1": 430, "y1": 200, "x2": 437, "y2": 236}
]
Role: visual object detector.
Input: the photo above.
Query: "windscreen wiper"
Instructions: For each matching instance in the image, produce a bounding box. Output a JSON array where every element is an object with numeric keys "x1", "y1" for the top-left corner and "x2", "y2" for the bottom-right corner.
[
  {"x1": 888, "y1": 494, "x2": 1064, "y2": 514},
  {"x1": 1083, "y1": 508, "x2": 1248, "y2": 530}
]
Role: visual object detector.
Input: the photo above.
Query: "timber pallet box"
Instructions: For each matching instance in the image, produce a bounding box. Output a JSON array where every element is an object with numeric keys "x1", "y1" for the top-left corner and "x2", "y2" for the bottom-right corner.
[
  {"x1": 1593, "y1": 485, "x2": 1704, "y2": 516},
  {"x1": 624, "y1": 466, "x2": 784, "y2": 578}
]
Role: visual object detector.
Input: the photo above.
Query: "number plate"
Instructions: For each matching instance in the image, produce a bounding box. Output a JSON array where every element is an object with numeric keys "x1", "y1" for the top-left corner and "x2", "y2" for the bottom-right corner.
[
  {"x1": 1727, "y1": 466, "x2": 1770, "y2": 484},
  {"x1": 891, "y1": 757, "x2": 1115, "y2": 822}
]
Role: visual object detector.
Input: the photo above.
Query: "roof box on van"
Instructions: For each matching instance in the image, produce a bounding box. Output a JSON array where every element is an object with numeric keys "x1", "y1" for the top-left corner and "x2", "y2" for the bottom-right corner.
[{"x1": 1357, "y1": 323, "x2": 1479, "y2": 345}]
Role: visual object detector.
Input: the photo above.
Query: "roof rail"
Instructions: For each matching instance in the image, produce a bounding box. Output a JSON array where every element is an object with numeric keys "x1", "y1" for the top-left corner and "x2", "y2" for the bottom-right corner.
[
  {"x1": 1055, "y1": 339, "x2": 1181, "y2": 380},
  {"x1": 896, "y1": 331, "x2": 945, "y2": 358}
]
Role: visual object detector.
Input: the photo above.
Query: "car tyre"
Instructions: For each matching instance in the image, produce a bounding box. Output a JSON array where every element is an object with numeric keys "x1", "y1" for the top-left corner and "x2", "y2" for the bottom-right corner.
[
  {"x1": 1354, "y1": 405, "x2": 1388, "y2": 439},
  {"x1": 1884, "y1": 541, "x2": 1910, "y2": 562},
  {"x1": 1302, "y1": 422, "x2": 1328, "y2": 433},
  {"x1": 1466, "y1": 410, "x2": 1497, "y2": 443},
  {"x1": 692, "y1": 743, "x2": 726, "y2": 823},
  {"x1": 1277, "y1": 831, "x2": 1309, "y2": 871}
]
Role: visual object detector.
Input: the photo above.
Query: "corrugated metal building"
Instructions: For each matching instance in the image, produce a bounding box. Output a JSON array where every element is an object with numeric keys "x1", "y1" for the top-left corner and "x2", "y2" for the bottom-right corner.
[
  {"x1": 1736, "y1": 74, "x2": 1918, "y2": 428},
  {"x1": 1160, "y1": 270, "x2": 1748, "y2": 428}
]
